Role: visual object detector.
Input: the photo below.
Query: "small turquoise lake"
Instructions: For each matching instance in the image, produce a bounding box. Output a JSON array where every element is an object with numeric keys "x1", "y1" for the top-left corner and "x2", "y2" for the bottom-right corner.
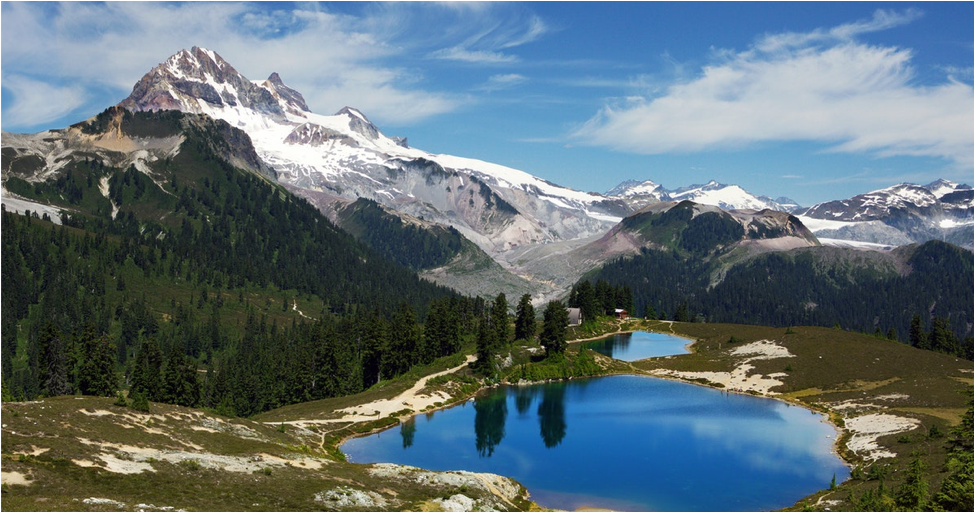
[
  {"x1": 583, "y1": 330, "x2": 692, "y2": 361},
  {"x1": 342, "y1": 375, "x2": 849, "y2": 512}
]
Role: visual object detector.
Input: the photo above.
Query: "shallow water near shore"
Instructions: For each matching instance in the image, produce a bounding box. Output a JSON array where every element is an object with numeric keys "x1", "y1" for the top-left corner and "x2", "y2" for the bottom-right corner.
[
  {"x1": 342, "y1": 375, "x2": 849, "y2": 512},
  {"x1": 582, "y1": 330, "x2": 691, "y2": 361}
]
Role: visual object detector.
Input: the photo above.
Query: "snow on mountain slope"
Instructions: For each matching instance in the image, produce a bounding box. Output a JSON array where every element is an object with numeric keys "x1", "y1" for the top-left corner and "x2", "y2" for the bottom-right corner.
[
  {"x1": 799, "y1": 181, "x2": 974, "y2": 249},
  {"x1": 606, "y1": 179, "x2": 665, "y2": 198},
  {"x1": 668, "y1": 181, "x2": 784, "y2": 211},
  {"x1": 926, "y1": 179, "x2": 972, "y2": 199},
  {"x1": 119, "y1": 47, "x2": 620, "y2": 254}
]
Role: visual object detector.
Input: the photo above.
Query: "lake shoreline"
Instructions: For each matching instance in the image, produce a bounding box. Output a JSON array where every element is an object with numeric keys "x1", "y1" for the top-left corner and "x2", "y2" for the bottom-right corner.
[{"x1": 335, "y1": 327, "x2": 856, "y2": 512}]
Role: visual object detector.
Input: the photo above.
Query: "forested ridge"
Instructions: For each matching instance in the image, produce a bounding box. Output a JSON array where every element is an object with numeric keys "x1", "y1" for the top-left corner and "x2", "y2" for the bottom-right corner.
[
  {"x1": 585, "y1": 241, "x2": 974, "y2": 359},
  {"x1": 335, "y1": 198, "x2": 464, "y2": 271},
  {"x1": 0, "y1": 109, "x2": 485, "y2": 414}
]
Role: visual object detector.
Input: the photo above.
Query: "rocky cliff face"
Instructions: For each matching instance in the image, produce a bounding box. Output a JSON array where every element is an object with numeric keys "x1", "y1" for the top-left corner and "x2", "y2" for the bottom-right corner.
[{"x1": 120, "y1": 47, "x2": 290, "y2": 122}]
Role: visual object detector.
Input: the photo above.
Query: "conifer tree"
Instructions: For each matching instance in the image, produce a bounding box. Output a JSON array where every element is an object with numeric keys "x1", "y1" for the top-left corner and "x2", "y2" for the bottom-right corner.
[
  {"x1": 909, "y1": 314, "x2": 929, "y2": 350},
  {"x1": 130, "y1": 389, "x2": 151, "y2": 412},
  {"x1": 39, "y1": 323, "x2": 70, "y2": 396},
  {"x1": 385, "y1": 303, "x2": 421, "y2": 378},
  {"x1": 361, "y1": 313, "x2": 387, "y2": 388},
  {"x1": 895, "y1": 453, "x2": 928, "y2": 509},
  {"x1": 75, "y1": 325, "x2": 118, "y2": 397},
  {"x1": 476, "y1": 310, "x2": 498, "y2": 374},
  {"x1": 162, "y1": 349, "x2": 200, "y2": 407},
  {"x1": 674, "y1": 301, "x2": 691, "y2": 322},
  {"x1": 494, "y1": 293, "x2": 510, "y2": 347},
  {"x1": 514, "y1": 294, "x2": 536, "y2": 342},
  {"x1": 643, "y1": 304, "x2": 657, "y2": 320},
  {"x1": 574, "y1": 281, "x2": 598, "y2": 324},
  {"x1": 540, "y1": 301, "x2": 568, "y2": 358},
  {"x1": 131, "y1": 339, "x2": 164, "y2": 402},
  {"x1": 930, "y1": 317, "x2": 960, "y2": 355}
]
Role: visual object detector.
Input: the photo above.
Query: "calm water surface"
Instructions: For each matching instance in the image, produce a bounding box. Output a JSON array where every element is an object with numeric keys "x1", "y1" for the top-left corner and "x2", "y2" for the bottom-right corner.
[
  {"x1": 583, "y1": 331, "x2": 691, "y2": 361},
  {"x1": 342, "y1": 375, "x2": 848, "y2": 512}
]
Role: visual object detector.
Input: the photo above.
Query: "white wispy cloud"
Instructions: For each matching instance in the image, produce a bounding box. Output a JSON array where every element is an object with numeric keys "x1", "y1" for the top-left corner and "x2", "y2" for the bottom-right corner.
[
  {"x1": 754, "y1": 8, "x2": 923, "y2": 54},
  {"x1": 478, "y1": 74, "x2": 528, "y2": 92},
  {"x1": 571, "y1": 9, "x2": 974, "y2": 170},
  {"x1": 1, "y1": 75, "x2": 87, "y2": 127},
  {"x1": 427, "y1": 12, "x2": 547, "y2": 64},
  {"x1": 942, "y1": 66, "x2": 974, "y2": 82},
  {"x1": 429, "y1": 47, "x2": 519, "y2": 64},
  {"x1": 0, "y1": 2, "x2": 485, "y2": 129}
]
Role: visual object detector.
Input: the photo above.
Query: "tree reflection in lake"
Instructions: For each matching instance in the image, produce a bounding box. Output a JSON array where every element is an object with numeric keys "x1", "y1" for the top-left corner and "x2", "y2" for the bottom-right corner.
[
  {"x1": 400, "y1": 416, "x2": 416, "y2": 448},
  {"x1": 474, "y1": 392, "x2": 507, "y2": 457},
  {"x1": 344, "y1": 376, "x2": 850, "y2": 512},
  {"x1": 538, "y1": 382, "x2": 567, "y2": 448},
  {"x1": 514, "y1": 386, "x2": 537, "y2": 416}
]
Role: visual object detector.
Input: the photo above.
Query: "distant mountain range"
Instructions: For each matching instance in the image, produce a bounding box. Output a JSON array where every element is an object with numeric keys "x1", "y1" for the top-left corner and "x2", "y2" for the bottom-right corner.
[
  {"x1": 3, "y1": 46, "x2": 972, "y2": 304},
  {"x1": 604, "y1": 178, "x2": 973, "y2": 250},
  {"x1": 796, "y1": 180, "x2": 974, "y2": 249},
  {"x1": 605, "y1": 179, "x2": 801, "y2": 213}
]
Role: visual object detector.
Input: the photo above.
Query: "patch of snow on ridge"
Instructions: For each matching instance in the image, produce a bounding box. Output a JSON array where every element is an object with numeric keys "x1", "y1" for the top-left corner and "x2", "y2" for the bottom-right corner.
[
  {"x1": 817, "y1": 238, "x2": 895, "y2": 250},
  {"x1": 797, "y1": 215, "x2": 865, "y2": 232},
  {"x1": 1, "y1": 184, "x2": 65, "y2": 224},
  {"x1": 730, "y1": 340, "x2": 795, "y2": 360},
  {"x1": 845, "y1": 414, "x2": 920, "y2": 461},
  {"x1": 651, "y1": 340, "x2": 794, "y2": 395},
  {"x1": 431, "y1": 153, "x2": 608, "y2": 206},
  {"x1": 940, "y1": 218, "x2": 974, "y2": 229}
]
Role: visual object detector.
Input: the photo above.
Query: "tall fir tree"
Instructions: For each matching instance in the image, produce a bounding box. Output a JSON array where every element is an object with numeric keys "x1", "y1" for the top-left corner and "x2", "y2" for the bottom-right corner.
[
  {"x1": 130, "y1": 339, "x2": 164, "y2": 402},
  {"x1": 494, "y1": 293, "x2": 510, "y2": 347},
  {"x1": 540, "y1": 301, "x2": 568, "y2": 358},
  {"x1": 514, "y1": 294, "x2": 536, "y2": 342},
  {"x1": 910, "y1": 314, "x2": 929, "y2": 349},
  {"x1": 75, "y1": 325, "x2": 118, "y2": 397},
  {"x1": 476, "y1": 308, "x2": 498, "y2": 374},
  {"x1": 39, "y1": 323, "x2": 70, "y2": 397}
]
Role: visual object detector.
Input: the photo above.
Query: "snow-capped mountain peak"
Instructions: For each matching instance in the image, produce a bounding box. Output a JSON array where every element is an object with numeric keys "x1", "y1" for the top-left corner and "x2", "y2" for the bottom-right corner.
[
  {"x1": 605, "y1": 179, "x2": 802, "y2": 212},
  {"x1": 606, "y1": 179, "x2": 664, "y2": 198},
  {"x1": 121, "y1": 46, "x2": 289, "y2": 122},
  {"x1": 925, "y1": 179, "x2": 972, "y2": 199},
  {"x1": 669, "y1": 181, "x2": 782, "y2": 211},
  {"x1": 262, "y1": 72, "x2": 310, "y2": 114},
  {"x1": 116, "y1": 47, "x2": 626, "y2": 255},
  {"x1": 798, "y1": 179, "x2": 973, "y2": 250},
  {"x1": 335, "y1": 107, "x2": 381, "y2": 141}
]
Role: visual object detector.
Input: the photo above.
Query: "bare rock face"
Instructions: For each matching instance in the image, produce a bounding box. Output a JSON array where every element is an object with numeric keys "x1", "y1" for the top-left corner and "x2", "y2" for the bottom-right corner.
[
  {"x1": 335, "y1": 107, "x2": 381, "y2": 141},
  {"x1": 120, "y1": 47, "x2": 287, "y2": 121},
  {"x1": 284, "y1": 123, "x2": 357, "y2": 147},
  {"x1": 264, "y1": 72, "x2": 310, "y2": 113}
]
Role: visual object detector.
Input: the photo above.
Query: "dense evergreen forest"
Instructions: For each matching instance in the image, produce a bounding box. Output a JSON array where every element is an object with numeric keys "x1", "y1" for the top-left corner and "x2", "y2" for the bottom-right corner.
[
  {"x1": 0, "y1": 109, "x2": 486, "y2": 414},
  {"x1": 335, "y1": 198, "x2": 464, "y2": 271},
  {"x1": 583, "y1": 242, "x2": 974, "y2": 359}
]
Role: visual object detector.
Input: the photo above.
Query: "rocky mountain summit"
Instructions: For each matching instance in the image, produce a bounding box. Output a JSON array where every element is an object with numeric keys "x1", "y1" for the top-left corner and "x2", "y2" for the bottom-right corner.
[
  {"x1": 798, "y1": 180, "x2": 973, "y2": 249},
  {"x1": 115, "y1": 47, "x2": 623, "y2": 257},
  {"x1": 606, "y1": 179, "x2": 801, "y2": 213}
]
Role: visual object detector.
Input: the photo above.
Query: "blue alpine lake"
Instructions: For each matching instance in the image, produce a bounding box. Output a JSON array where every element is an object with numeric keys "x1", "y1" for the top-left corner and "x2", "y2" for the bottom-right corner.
[
  {"x1": 342, "y1": 375, "x2": 849, "y2": 512},
  {"x1": 583, "y1": 330, "x2": 692, "y2": 361}
]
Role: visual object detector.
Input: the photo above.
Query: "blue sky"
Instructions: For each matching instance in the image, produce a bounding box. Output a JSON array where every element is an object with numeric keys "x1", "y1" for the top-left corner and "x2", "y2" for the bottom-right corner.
[{"x1": 2, "y1": 2, "x2": 973, "y2": 206}]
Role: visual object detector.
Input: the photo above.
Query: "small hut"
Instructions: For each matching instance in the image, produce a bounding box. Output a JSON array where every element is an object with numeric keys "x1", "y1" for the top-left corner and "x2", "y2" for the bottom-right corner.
[
  {"x1": 614, "y1": 308, "x2": 629, "y2": 320},
  {"x1": 567, "y1": 307, "x2": 583, "y2": 326}
]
